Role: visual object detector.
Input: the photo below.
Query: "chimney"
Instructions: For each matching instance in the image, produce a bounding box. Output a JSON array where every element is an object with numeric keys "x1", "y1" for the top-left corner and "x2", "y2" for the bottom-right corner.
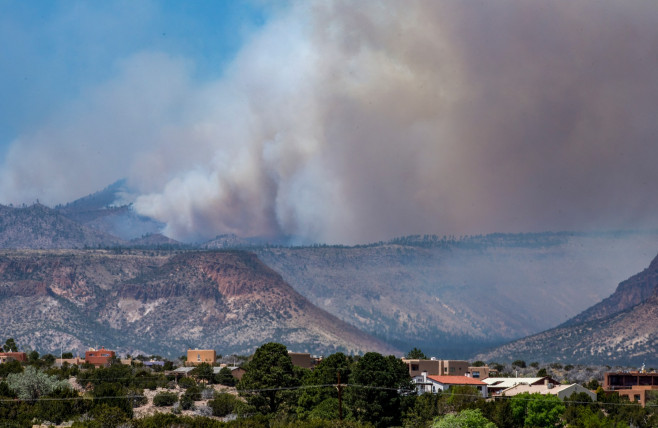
[{"x1": 422, "y1": 371, "x2": 427, "y2": 384}]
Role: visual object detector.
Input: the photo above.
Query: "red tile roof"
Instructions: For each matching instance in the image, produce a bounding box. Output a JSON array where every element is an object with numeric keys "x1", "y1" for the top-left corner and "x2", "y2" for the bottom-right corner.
[{"x1": 427, "y1": 375, "x2": 486, "y2": 385}]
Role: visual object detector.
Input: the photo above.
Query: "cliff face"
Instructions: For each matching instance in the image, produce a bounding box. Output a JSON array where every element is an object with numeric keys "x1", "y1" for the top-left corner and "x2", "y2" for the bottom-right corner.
[
  {"x1": 474, "y1": 252, "x2": 658, "y2": 366},
  {"x1": 0, "y1": 250, "x2": 398, "y2": 357},
  {"x1": 561, "y1": 254, "x2": 658, "y2": 327}
]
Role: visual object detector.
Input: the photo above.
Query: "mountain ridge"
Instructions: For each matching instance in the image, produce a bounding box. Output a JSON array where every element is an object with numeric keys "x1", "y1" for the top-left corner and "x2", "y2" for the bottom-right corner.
[
  {"x1": 0, "y1": 249, "x2": 398, "y2": 357},
  {"x1": 474, "y1": 252, "x2": 658, "y2": 366}
]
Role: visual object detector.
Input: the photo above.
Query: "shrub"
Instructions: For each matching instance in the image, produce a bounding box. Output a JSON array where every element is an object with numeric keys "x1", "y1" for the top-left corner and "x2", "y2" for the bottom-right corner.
[
  {"x1": 194, "y1": 405, "x2": 213, "y2": 417},
  {"x1": 178, "y1": 377, "x2": 196, "y2": 389},
  {"x1": 6, "y1": 366, "x2": 70, "y2": 400},
  {"x1": 209, "y1": 393, "x2": 241, "y2": 417},
  {"x1": 202, "y1": 388, "x2": 214, "y2": 400},
  {"x1": 512, "y1": 360, "x2": 526, "y2": 369},
  {"x1": 180, "y1": 393, "x2": 195, "y2": 410},
  {"x1": 153, "y1": 391, "x2": 178, "y2": 407}
]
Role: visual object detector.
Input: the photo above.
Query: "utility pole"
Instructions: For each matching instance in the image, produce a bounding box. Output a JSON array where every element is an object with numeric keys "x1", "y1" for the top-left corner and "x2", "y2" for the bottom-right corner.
[{"x1": 337, "y1": 371, "x2": 343, "y2": 421}]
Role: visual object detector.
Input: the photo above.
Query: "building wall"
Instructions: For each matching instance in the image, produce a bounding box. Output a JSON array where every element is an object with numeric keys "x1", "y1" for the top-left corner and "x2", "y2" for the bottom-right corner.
[
  {"x1": 0, "y1": 352, "x2": 27, "y2": 363},
  {"x1": 616, "y1": 386, "x2": 658, "y2": 407},
  {"x1": 288, "y1": 352, "x2": 314, "y2": 369},
  {"x1": 403, "y1": 359, "x2": 469, "y2": 377},
  {"x1": 187, "y1": 349, "x2": 216, "y2": 366},
  {"x1": 468, "y1": 366, "x2": 492, "y2": 379},
  {"x1": 604, "y1": 372, "x2": 658, "y2": 389},
  {"x1": 85, "y1": 348, "x2": 115, "y2": 367},
  {"x1": 440, "y1": 360, "x2": 469, "y2": 376}
]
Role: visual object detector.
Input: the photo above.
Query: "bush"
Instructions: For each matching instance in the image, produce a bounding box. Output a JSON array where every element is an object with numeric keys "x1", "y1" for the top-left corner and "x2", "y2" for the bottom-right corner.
[
  {"x1": 209, "y1": 393, "x2": 241, "y2": 417},
  {"x1": 202, "y1": 388, "x2": 215, "y2": 400},
  {"x1": 215, "y1": 366, "x2": 237, "y2": 387},
  {"x1": 180, "y1": 393, "x2": 195, "y2": 410},
  {"x1": 128, "y1": 388, "x2": 147, "y2": 408},
  {"x1": 194, "y1": 405, "x2": 213, "y2": 417},
  {"x1": 178, "y1": 377, "x2": 197, "y2": 389},
  {"x1": 153, "y1": 391, "x2": 178, "y2": 407},
  {"x1": 512, "y1": 360, "x2": 526, "y2": 369}
]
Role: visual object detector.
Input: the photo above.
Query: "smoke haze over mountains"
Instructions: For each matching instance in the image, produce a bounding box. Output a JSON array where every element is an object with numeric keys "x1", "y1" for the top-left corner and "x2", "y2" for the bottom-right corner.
[{"x1": 1, "y1": 1, "x2": 658, "y2": 244}]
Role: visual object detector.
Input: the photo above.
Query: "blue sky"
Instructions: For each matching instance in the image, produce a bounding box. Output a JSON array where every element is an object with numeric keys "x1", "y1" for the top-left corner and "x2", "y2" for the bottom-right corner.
[{"x1": 0, "y1": 0, "x2": 271, "y2": 160}]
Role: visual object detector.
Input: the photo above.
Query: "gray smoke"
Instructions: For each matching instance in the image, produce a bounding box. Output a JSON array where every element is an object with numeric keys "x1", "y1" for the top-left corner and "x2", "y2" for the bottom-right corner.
[{"x1": 2, "y1": 1, "x2": 658, "y2": 244}]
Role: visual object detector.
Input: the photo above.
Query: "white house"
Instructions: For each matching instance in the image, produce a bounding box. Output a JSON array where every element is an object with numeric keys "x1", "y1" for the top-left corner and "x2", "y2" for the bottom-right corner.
[
  {"x1": 412, "y1": 372, "x2": 488, "y2": 397},
  {"x1": 501, "y1": 382, "x2": 596, "y2": 401}
]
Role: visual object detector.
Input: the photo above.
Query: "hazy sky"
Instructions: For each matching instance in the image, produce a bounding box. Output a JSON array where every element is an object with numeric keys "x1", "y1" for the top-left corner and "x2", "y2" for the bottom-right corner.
[{"x1": 1, "y1": 0, "x2": 658, "y2": 244}]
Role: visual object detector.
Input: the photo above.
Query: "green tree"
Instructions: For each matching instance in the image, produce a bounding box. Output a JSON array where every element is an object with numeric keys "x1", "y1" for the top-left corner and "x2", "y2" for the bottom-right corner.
[
  {"x1": 27, "y1": 350, "x2": 40, "y2": 364},
  {"x1": 446, "y1": 385, "x2": 482, "y2": 413},
  {"x1": 0, "y1": 359, "x2": 23, "y2": 377},
  {"x1": 406, "y1": 348, "x2": 428, "y2": 360},
  {"x1": 89, "y1": 403, "x2": 130, "y2": 428},
  {"x1": 36, "y1": 387, "x2": 88, "y2": 424},
  {"x1": 346, "y1": 352, "x2": 412, "y2": 427},
  {"x1": 208, "y1": 392, "x2": 241, "y2": 417},
  {"x1": 91, "y1": 382, "x2": 133, "y2": 418},
  {"x1": 3, "y1": 338, "x2": 18, "y2": 352},
  {"x1": 6, "y1": 366, "x2": 69, "y2": 400},
  {"x1": 297, "y1": 352, "x2": 351, "y2": 420},
  {"x1": 191, "y1": 362, "x2": 214, "y2": 384},
  {"x1": 237, "y1": 342, "x2": 299, "y2": 414},
  {"x1": 403, "y1": 392, "x2": 443, "y2": 427},
  {"x1": 432, "y1": 408, "x2": 496, "y2": 428},
  {"x1": 215, "y1": 366, "x2": 237, "y2": 386},
  {"x1": 153, "y1": 391, "x2": 178, "y2": 407},
  {"x1": 510, "y1": 392, "x2": 564, "y2": 428},
  {"x1": 512, "y1": 360, "x2": 526, "y2": 369}
]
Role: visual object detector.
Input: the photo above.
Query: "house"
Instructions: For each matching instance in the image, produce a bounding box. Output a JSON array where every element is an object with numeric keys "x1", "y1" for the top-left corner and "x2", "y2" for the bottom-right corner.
[
  {"x1": 603, "y1": 370, "x2": 658, "y2": 407},
  {"x1": 84, "y1": 347, "x2": 115, "y2": 367},
  {"x1": 288, "y1": 352, "x2": 318, "y2": 369},
  {"x1": 0, "y1": 352, "x2": 27, "y2": 363},
  {"x1": 55, "y1": 357, "x2": 84, "y2": 367},
  {"x1": 213, "y1": 365, "x2": 246, "y2": 381},
  {"x1": 501, "y1": 381, "x2": 596, "y2": 402},
  {"x1": 467, "y1": 365, "x2": 496, "y2": 379},
  {"x1": 483, "y1": 377, "x2": 561, "y2": 395},
  {"x1": 186, "y1": 349, "x2": 216, "y2": 366},
  {"x1": 403, "y1": 358, "x2": 470, "y2": 377},
  {"x1": 412, "y1": 372, "x2": 488, "y2": 397}
]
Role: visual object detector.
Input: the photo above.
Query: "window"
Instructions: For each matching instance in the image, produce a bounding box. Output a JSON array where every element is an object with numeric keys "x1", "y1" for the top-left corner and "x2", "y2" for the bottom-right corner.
[
  {"x1": 197, "y1": 354, "x2": 201, "y2": 361},
  {"x1": 444, "y1": 368, "x2": 448, "y2": 373},
  {"x1": 634, "y1": 395, "x2": 641, "y2": 402},
  {"x1": 472, "y1": 371, "x2": 480, "y2": 378},
  {"x1": 411, "y1": 364, "x2": 419, "y2": 371}
]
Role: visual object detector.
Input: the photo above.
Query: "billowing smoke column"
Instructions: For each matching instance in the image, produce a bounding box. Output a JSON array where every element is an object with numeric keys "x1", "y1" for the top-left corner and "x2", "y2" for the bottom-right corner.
[{"x1": 2, "y1": 1, "x2": 658, "y2": 244}]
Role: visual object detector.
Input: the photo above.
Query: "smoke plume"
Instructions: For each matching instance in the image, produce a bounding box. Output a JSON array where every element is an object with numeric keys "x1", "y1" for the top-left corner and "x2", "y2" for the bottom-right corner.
[{"x1": 2, "y1": 1, "x2": 658, "y2": 244}]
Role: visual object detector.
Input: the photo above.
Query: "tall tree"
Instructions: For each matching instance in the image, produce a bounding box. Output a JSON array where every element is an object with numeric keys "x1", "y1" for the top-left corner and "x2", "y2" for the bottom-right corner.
[
  {"x1": 510, "y1": 392, "x2": 564, "y2": 428},
  {"x1": 3, "y1": 338, "x2": 18, "y2": 352},
  {"x1": 432, "y1": 408, "x2": 497, "y2": 428},
  {"x1": 406, "y1": 347, "x2": 428, "y2": 360},
  {"x1": 297, "y1": 352, "x2": 352, "y2": 419},
  {"x1": 237, "y1": 342, "x2": 299, "y2": 414},
  {"x1": 346, "y1": 352, "x2": 412, "y2": 427}
]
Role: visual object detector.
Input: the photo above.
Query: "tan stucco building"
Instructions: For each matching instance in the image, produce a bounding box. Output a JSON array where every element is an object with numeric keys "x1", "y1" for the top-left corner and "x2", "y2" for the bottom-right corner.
[
  {"x1": 186, "y1": 349, "x2": 217, "y2": 366},
  {"x1": 403, "y1": 358, "x2": 470, "y2": 377}
]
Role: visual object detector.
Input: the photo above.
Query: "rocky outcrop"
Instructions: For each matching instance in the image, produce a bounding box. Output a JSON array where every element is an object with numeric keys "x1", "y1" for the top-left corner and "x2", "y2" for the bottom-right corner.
[{"x1": 0, "y1": 250, "x2": 398, "y2": 357}]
